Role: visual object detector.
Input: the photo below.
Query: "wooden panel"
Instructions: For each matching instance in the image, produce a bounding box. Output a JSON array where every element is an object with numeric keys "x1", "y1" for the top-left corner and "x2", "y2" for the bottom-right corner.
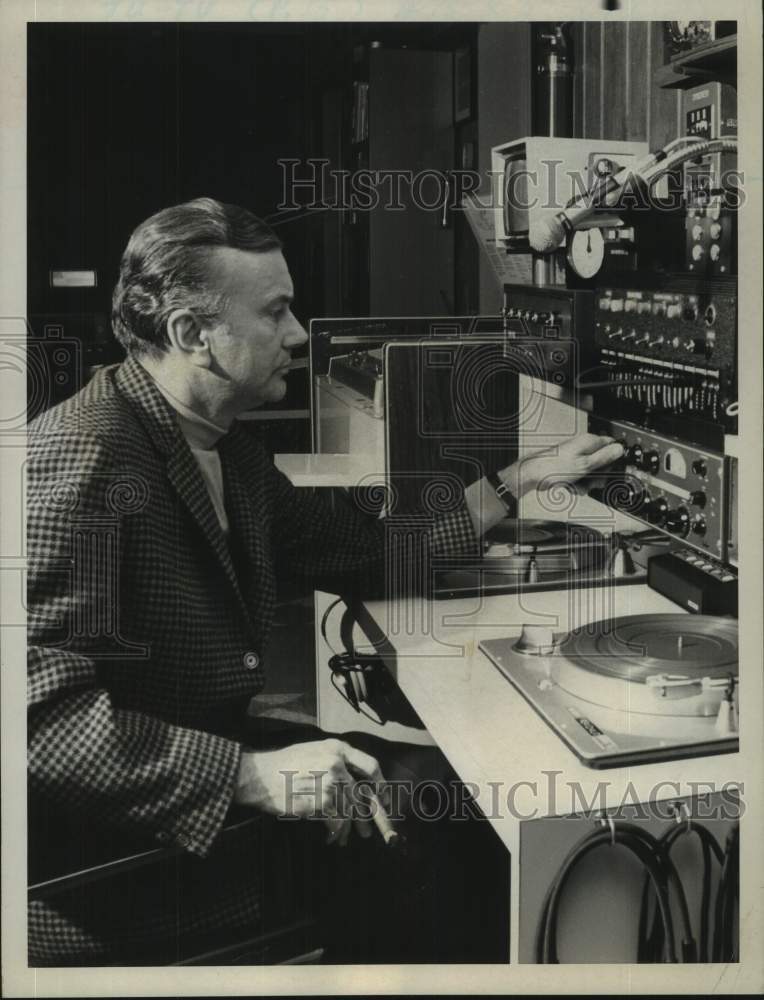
[
  {"x1": 581, "y1": 21, "x2": 602, "y2": 139},
  {"x1": 649, "y1": 20, "x2": 680, "y2": 149},
  {"x1": 386, "y1": 342, "x2": 518, "y2": 517},
  {"x1": 368, "y1": 49, "x2": 454, "y2": 315},
  {"x1": 454, "y1": 120, "x2": 480, "y2": 315},
  {"x1": 625, "y1": 21, "x2": 649, "y2": 141},
  {"x1": 602, "y1": 21, "x2": 629, "y2": 140},
  {"x1": 321, "y1": 87, "x2": 344, "y2": 316},
  {"x1": 569, "y1": 22, "x2": 585, "y2": 138},
  {"x1": 476, "y1": 23, "x2": 532, "y2": 313}
]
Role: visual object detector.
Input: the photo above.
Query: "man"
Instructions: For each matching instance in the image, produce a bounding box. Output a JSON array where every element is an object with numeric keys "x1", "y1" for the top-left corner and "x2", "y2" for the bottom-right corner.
[{"x1": 27, "y1": 198, "x2": 623, "y2": 965}]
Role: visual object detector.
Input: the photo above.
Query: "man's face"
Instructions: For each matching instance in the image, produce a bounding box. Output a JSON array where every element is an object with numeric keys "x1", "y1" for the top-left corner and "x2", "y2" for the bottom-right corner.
[{"x1": 205, "y1": 247, "x2": 308, "y2": 409}]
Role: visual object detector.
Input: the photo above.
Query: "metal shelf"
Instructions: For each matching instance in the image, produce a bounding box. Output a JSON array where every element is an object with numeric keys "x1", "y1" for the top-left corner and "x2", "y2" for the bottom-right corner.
[{"x1": 655, "y1": 35, "x2": 737, "y2": 89}]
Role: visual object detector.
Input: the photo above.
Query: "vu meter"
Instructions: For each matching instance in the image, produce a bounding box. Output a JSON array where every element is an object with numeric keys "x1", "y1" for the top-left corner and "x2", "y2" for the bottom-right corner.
[{"x1": 566, "y1": 227, "x2": 605, "y2": 279}]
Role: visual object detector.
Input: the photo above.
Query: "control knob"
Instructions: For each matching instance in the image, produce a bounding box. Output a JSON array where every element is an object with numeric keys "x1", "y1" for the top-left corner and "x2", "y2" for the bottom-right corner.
[
  {"x1": 514, "y1": 625, "x2": 555, "y2": 655},
  {"x1": 689, "y1": 490, "x2": 707, "y2": 508},
  {"x1": 646, "y1": 496, "x2": 669, "y2": 525},
  {"x1": 643, "y1": 450, "x2": 660, "y2": 474},
  {"x1": 626, "y1": 444, "x2": 643, "y2": 467},
  {"x1": 692, "y1": 517, "x2": 707, "y2": 536},
  {"x1": 692, "y1": 459, "x2": 707, "y2": 477},
  {"x1": 619, "y1": 481, "x2": 648, "y2": 514},
  {"x1": 664, "y1": 506, "x2": 690, "y2": 537}
]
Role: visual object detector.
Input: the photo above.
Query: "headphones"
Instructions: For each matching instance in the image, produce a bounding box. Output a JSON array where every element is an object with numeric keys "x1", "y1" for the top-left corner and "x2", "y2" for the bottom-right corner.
[{"x1": 323, "y1": 599, "x2": 424, "y2": 729}]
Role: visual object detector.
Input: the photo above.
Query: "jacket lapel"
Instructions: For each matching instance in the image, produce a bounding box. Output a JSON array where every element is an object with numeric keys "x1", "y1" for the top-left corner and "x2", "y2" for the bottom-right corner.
[
  {"x1": 113, "y1": 357, "x2": 248, "y2": 615},
  {"x1": 218, "y1": 425, "x2": 276, "y2": 641}
]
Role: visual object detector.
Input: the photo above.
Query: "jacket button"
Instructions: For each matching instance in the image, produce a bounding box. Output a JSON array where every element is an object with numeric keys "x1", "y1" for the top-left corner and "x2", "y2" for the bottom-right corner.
[
  {"x1": 243, "y1": 651, "x2": 259, "y2": 670},
  {"x1": 176, "y1": 833, "x2": 191, "y2": 848},
  {"x1": 156, "y1": 831, "x2": 171, "y2": 844}
]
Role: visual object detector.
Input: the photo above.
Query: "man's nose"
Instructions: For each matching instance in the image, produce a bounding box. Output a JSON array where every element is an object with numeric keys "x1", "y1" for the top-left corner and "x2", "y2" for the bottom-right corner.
[{"x1": 284, "y1": 313, "x2": 309, "y2": 348}]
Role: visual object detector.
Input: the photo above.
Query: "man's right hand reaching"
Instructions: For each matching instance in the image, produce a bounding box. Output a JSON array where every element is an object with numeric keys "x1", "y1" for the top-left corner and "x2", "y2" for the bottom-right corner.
[{"x1": 234, "y1": 738, "x2": 387, "y2": 846}]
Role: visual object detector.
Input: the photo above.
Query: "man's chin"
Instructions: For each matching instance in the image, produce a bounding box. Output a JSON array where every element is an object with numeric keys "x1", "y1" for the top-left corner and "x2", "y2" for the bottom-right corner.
[{"x1": 260, "y1": 376, "x2": 289, "y2": 405}]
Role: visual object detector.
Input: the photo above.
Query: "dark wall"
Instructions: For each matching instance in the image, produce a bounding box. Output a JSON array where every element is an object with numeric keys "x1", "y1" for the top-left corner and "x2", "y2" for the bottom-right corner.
[
  {"x1": 26, "y1": 21, "x2": 481, "y2": 434},
  {"x1": 28, "y1": 22, "x2": 314, "y2": 337}
]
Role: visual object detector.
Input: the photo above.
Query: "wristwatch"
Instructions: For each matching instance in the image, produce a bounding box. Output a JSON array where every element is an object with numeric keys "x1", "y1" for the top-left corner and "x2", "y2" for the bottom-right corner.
[{"x1": 486, "y1": 470, "x2": 517, "y2": 515}]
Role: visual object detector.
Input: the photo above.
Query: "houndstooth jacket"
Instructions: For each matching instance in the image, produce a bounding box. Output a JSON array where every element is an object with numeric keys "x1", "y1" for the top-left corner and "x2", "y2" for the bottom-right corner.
[{"x1": 26, "y1": 354, "x2": 479, "y2": 964}]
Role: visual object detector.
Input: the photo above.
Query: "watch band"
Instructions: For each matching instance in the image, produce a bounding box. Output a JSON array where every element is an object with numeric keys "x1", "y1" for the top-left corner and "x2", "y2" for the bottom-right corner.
[{"x1": 486, "y1": 471, "x2": 517, "y2": 515}]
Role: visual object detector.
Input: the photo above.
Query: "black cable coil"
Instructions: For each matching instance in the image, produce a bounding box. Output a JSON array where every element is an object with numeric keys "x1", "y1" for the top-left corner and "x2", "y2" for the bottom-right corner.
[{"x1": 535, "y1": 818, "x2": 739, "y2": 964}]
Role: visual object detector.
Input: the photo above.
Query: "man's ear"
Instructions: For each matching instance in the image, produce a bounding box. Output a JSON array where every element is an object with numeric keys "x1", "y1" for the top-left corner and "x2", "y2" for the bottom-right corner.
[{"x1": 165, "y1": 309, "x2": 209, "y2": 365}]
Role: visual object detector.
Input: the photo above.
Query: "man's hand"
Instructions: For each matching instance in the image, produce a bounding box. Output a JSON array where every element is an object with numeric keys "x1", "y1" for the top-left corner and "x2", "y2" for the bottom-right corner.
[
  {"x1": 499, "y1": 433, "x2": 624, "y2": 499},
  {"x1": 234, "y1": 738, "x2": 387, "y2": 846}
]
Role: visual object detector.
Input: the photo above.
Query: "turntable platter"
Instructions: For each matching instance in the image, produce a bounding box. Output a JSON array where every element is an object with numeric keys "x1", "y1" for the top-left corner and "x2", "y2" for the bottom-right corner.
[
  {"x1": 479, "y1": 612, "x2": 740, "y2": 767},
  {"x1": 557, "y1": 614, "x2": 738, "y2": 683},
  {"x1": 485, "y1": 518, "x2": 601, "y2": 554}
]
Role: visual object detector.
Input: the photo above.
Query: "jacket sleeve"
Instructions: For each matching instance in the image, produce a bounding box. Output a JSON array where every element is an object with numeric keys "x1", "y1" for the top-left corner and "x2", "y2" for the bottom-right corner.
[
  {"x1": 27, "y1": 430, "x2": 241, "y2": 859},
  {"x1": 265, "y1": 459, "x2": 481, "y2": 598}
]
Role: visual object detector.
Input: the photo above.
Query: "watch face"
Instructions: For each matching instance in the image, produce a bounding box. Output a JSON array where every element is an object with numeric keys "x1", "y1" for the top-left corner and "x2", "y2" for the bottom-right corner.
[{"x1": 566, "y1": 227, "x2": 605, "y2": 279}]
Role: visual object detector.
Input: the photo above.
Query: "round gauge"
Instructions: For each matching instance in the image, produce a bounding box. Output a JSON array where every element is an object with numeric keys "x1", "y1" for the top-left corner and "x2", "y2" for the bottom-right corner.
[{"x1": 566, "y1": 227, "x2": 605, "y2": 279}]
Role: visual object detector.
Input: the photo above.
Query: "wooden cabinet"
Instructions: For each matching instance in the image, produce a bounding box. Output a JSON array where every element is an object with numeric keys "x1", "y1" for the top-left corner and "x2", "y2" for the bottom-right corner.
[{"x1": 329, "y1": 47, "x2": 456, "y2": 317}]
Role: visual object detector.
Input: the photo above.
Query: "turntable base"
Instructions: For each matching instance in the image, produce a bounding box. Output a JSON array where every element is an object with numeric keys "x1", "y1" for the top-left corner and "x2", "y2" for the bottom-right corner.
[
  {"x1": 433, "y1": 519, "x2": 645, "y2": 599},
  {"x1": 479, "y1": 613, "x2": 739, "y2": 767}
]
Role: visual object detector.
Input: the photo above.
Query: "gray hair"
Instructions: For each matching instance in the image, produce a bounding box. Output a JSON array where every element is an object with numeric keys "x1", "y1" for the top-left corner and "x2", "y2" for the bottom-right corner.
[{"x1": 111, "y1": 197, "x2": 283, "y2": 357}]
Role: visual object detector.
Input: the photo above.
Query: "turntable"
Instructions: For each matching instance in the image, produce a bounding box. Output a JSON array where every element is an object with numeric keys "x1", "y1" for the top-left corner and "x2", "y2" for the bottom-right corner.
[
  {"x1": 479, "y1": 614, "x2": 738, "y2": 767},
  {"x1": 432, "y1": 519, "x2": 657, "y2": 599}
]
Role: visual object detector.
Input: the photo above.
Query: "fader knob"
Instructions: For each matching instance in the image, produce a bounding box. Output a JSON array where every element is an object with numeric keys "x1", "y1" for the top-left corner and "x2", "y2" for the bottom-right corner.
[
  {"x1": 692, "y1": 459, "x2": 707, "y2": 477},
  {"x1": 646, "y1": 497, "x2": 669, "y2": 525},
  {"x1": 664, "y1": 506, "x2": 690, "y2": 537},
  {"x1": 683, "y1": 303, "x2": 699, "y2": 322},
  {"x1": 690, "y1": 490, "x2": 707, "y2": 508},
  {"x1": 643, "y1": 450, "x2": 660, "y2": 474},
  {"x1": 617, "y1": 482, "x2": 648, "y2": 514}
]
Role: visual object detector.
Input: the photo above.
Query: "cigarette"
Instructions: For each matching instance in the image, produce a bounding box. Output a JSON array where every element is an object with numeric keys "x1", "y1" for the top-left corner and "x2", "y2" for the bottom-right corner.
[{"x1": 367, "y1": 791, "x2": 399, "y2": 846}]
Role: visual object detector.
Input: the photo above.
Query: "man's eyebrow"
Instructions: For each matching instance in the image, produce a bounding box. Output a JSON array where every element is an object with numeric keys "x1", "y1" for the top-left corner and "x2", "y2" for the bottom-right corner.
[{"x1": 262, "y1": 292, "x2": 294, "y2": 307}]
